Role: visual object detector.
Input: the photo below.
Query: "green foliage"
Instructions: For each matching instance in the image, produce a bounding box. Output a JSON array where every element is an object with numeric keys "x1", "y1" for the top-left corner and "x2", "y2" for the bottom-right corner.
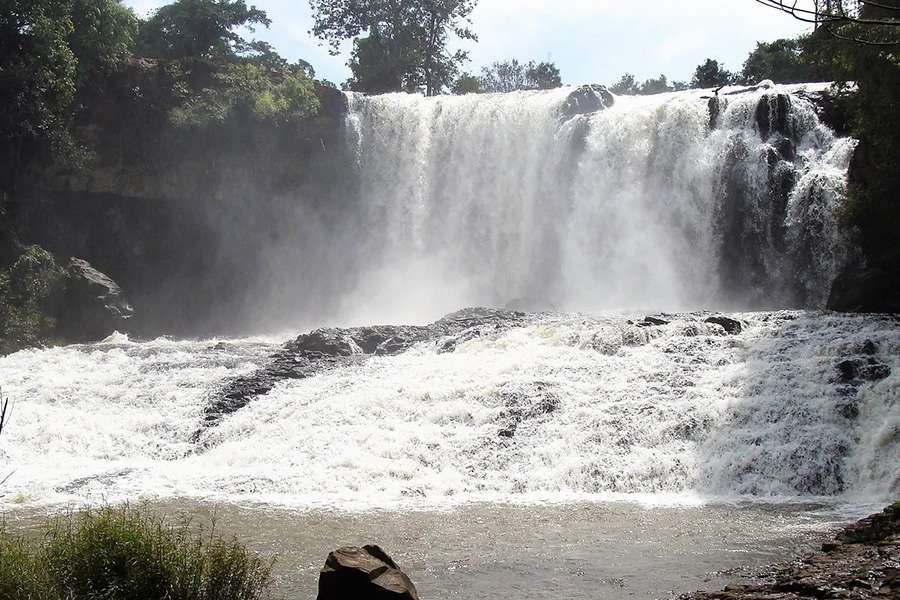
[
  {"x1": 137, "y1": 0, "x2": 270, "y2": 60},
  {"x1": 0, "y1": 0, "x2": 77, "y2": 189},
  {"x1": 170, "y1": 62, "x2": 319, "y2": 127},
  {"x1": 477, "y1": 59, "x2": 563, "y2": 93},
  {"x1": 525, "y1": 60, "x2": 562, "y2": 89},
  {"x1": 0, "y1": 507, "x2": 274, "y2": 600},
  {"x1": 610, "y1": 73, "x2": 675, "y2": 95},
  {"x1": 610, "y1": 73, "x2": 638, "y2": 95},
  {"x1": 452, "y1": 71, "x2": 481, "y2": 94},
  {"x1": 0, "y1": 246, "x2": 66, "y2": 354},
  {"x1": 69, "y1": 0, "x2": 139, "y2": 88},
  {"x1": 690, "y1": 58, "x2": 735, "y2": 88},
  {"x1": 639, "y1": 74, "x2": 672, "y2": 95},
  {"x1": 310, "y1": 0, "x2": 478, "y2": 95},
  {"x1": 740, "y1": 38, "x2": 821, "y2": 84}
]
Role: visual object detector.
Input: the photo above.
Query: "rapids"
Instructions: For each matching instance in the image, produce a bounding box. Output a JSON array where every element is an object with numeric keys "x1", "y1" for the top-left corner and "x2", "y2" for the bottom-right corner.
[{"x1": 0, "y1": 310, "x2": 897, "y2": 510}]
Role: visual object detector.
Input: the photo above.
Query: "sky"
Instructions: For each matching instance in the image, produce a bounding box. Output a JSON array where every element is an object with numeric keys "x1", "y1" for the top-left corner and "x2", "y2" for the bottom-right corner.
[{"x1": 124, "y1": 0, "x2": 812, "y2": 87}]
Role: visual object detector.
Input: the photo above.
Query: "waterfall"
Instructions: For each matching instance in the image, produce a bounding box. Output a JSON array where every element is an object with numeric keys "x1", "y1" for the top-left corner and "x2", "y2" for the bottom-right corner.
[{"x1": 337, "y1": 84, "x2": 855, "y2": 324}]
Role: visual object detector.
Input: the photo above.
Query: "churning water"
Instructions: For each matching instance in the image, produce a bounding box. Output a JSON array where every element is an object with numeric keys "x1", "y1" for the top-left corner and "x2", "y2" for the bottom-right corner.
[
  {"x1": 337, "y1": 83, "x2": 856, "y2": 324},
  {"x1": 0, "y1": 311, "x2": 896, "y2": 510}
]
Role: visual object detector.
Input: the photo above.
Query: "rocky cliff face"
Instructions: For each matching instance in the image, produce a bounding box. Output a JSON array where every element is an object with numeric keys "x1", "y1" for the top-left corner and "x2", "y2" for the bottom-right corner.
[{"x1": 12, "y1": 81, "x2": 353, "y2": 338}]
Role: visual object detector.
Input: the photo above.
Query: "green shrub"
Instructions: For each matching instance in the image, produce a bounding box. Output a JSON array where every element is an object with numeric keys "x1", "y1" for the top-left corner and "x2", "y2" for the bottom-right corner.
[
  {"x1": 0, "y1": 246, "x2": 67, "y2": 354},
  {"x1": 0, "y1": 507, "x2": 274, "y2": 600}
]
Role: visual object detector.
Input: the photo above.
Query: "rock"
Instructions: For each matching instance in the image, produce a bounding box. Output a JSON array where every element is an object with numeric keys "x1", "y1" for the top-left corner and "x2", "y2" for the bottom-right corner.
[
  {"x1": 755, "y1": 93, "x2": 792, "y2": 140},
  {"x1": 638, "y1": 316, "x2": 669, "y2": 327},
  {"x1": 560, "y1": 84, "x2": 614, "y2": 119},
  {"x1": 58, "y1": 258, "x2": 133, "y2": 342},
  {"x1": 704, "y1": 316, "x2": 742, "y2": 335},
  {"x1": 836, "y1": 358, "x2": 891, "y2": 383},
  {"x1": 317, "y1": 545, "x2": 418, "y2": 600},
  {"x1": 199, "y1": 308, "x2": 529, "y2": 434},
  {"x1": 679, "y1": 502, "x2": 900, "y2": 600},
  {"x1": 827, "y1": 266, "x2": 900, "y2": 313}
]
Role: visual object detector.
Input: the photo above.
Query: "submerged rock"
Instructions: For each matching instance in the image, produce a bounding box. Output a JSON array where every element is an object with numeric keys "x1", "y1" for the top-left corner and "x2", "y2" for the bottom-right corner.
[
  {"x1": 560, "y1": 84, "x2": 614, "y2": 118},
  {"x1": 317, "y1": 545, "x2": 418, "y2": 600},
  {"x1": 57, "y1": 257, "x2": 133, "y2": 342},
  {"x1": 704, "y1": 316, "x2": 742, "y2": 335}
]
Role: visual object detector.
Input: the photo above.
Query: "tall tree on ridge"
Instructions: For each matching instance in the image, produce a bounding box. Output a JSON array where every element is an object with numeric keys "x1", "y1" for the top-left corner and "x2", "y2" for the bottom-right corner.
[{"x1": 309, "y1": 0, "x2": 478, "y2": 95}]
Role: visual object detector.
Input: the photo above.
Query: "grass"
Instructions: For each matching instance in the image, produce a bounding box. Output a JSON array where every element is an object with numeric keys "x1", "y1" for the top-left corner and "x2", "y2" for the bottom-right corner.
[{"x1": 0, "y1": 507, "x2": 274, "y2": 600}]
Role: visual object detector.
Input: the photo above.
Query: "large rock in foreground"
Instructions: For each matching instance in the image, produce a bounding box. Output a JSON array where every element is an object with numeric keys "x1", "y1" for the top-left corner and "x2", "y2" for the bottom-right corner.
[
  {"x1": 317, "y1": 545, "x2": 419, "y2": 600},
  {"x1": 58, "y1": 257, "x2": 133, "y2": 342}
]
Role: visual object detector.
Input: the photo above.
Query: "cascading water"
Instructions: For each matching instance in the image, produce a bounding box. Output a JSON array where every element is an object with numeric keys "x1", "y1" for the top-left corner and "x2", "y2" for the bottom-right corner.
[
  {"x1": 0, "y1": 85, "x2": 894, "y2": 515},
  {"x1": 0, "y1": 311, "x2": 897, "y2": 509},
  {"x1": 338, "y1": 83, "x2": 855, "y2": 323}
]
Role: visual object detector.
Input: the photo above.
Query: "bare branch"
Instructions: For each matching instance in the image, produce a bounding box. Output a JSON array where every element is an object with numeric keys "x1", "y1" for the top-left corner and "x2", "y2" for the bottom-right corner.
[{"x1": 753, "y1": 0, "x2": 900, "y2": 45}]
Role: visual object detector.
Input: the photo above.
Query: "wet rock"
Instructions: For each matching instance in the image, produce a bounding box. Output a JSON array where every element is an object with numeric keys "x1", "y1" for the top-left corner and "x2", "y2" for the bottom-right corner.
[
  {"x1": 755, "y1": 93, "x2": 792, "y2": 140},
  {"x1": 317, "y1": 545, "x2": 418, "y2": 600},
  {"x1": 200, "y1": 308, "x2": 529, "y2": 434},
  {"x1": 496, "y1": 382, "x2": 560, "y2": 438},
  {"x1": 679, "y1": 503, "x2": 900, "y2": 600},
  {"x1": 639, "y1": 316, "x2": 669, "y2": 327},
  {"x1": 560, "y1": 84, "x2": 614, "y2": 118},
  {"x1": 704, "y1": 316, "x2": 742, "y2": 335},
  {"x1": 827, "y1": 266, "x2": 900, "y2": 313},
  {"x1": 57, "y1": 257, "x2": 133, "y2": 342},
  {"x1": 836, "y1": 358, "x2": 891, "y2": 383}
]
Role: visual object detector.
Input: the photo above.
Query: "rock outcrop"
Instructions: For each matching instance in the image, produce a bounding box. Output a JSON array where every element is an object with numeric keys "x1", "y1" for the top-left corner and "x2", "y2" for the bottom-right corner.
[
  {"x1": 560, "y1": 84, "x2": 614, "y2": 118},
  {"x1": 679, "y1": 503, "x2": 900, "y2": 600},
  {"x1": 705, "y1": 316, "x2": 742, "y2": 335},
  {"x1": 317, "y1": 545, "x2": 419, "y2": 600},
  {"x1": 57, "y1": 258, "x2": 133, "y2": 342},
  {"x1": 199, "y1": 308, "x2": 528, "y2": 433}
]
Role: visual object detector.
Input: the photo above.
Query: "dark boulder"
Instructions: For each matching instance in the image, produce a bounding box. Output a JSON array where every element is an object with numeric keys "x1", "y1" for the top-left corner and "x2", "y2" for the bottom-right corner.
[
  {"x1": 755, "y1": 93, "x2": 792, "y2": 140},
  {"x1": 828, "y1": 266, "x2": 900, "y2": 313},
  {"x1": 704, "y1": 316, "x2": 742, "y2": 335},
  {"x1": 560, "y1": 84, "x2": 614, "y2": 119},
  {"x1": 835, "y1": 358, "x2": 891, "y2": 384},
  {"x1": 317, "y1": 545, "x2": 418, "y2": 600},
  {"x1": 58, "y1": 258, "x2": 133, "y2": 342},
  {"x1": 638, "y1": 316, "x2": 669, "y2": 327}
]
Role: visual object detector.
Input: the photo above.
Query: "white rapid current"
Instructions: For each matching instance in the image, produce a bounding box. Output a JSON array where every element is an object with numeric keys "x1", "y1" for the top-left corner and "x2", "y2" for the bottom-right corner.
[
  {"x1": 337, "y1": 83, "x2": 855, "y2": 324},
  {"x1": 0, "y1": 311, "x2": 897, "y2": 511}
]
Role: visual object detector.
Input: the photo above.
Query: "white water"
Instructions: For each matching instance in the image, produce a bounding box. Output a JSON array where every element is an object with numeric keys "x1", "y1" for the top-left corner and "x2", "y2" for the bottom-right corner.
[
  {"x1": 338, "y1": 84, "x2": 854, "y2": 324},
  {"x1": 1, "y1": 311, "x2": 896, "y2": 510}
]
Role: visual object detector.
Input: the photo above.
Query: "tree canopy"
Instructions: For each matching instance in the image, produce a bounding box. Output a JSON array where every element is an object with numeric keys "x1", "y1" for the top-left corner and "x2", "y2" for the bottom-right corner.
[
  {"x1": 137, "y1": 0, "x2": 270, "y2": 60},
  {"x1": 309, "y1": 0, "x2": 478, "y2": 95},
  {"x1": 472, "y1": 59, "x2": 562, "y2": 93}
]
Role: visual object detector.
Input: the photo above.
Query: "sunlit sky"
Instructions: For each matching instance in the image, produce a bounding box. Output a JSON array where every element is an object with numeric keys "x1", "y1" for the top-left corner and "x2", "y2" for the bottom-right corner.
[{"x1": 124, "y1": 0, "x2": 812, "y2": 86}]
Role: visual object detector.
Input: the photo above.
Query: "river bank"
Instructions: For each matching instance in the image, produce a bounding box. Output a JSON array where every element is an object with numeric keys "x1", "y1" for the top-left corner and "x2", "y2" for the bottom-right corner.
[{"x1": 681, "y1": 502, "x2": 899, "y2": 599}]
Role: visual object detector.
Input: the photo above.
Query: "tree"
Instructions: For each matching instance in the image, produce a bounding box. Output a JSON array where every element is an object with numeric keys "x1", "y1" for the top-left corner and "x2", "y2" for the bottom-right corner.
[
  {"x1": 754, "y1": 0, "x2": 900, "y2": 44},
  {"x1": 610, "y1": 73, "x2": 639, "y2": 95},
  {"x1": 479, "y1": 59, "x2": 526, "y2": 92},
  {"x1": 452, "y1": 71, "x2": 481, "y2": 94},
  {"x1": 690, "y1": 58, "x2": 735, "y2": 88},
  {"x1": 639, "y1": 74, "x2": 672, "y2": 94},
  {"x1": 309, "y1": 0, "x2": 478, "y2": 95},
  {"x1": 0, "y1": 0, "x2": 77, "y2": 192},
  {"x1": 740, "y1": 38, "x2": 822, "y2": 83},
  {"x1": 525, "y1": 61, "x2": 562, "y2": 89},
  {"x1": 137, "y1": 0, "x2": 271, "y2": 60},
  {"x1": 477, "y1": 59, "x2": 563, "y2": 93},
  {"x1": 69, "y1": 0, "x2": 138, "y2": 88}
]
